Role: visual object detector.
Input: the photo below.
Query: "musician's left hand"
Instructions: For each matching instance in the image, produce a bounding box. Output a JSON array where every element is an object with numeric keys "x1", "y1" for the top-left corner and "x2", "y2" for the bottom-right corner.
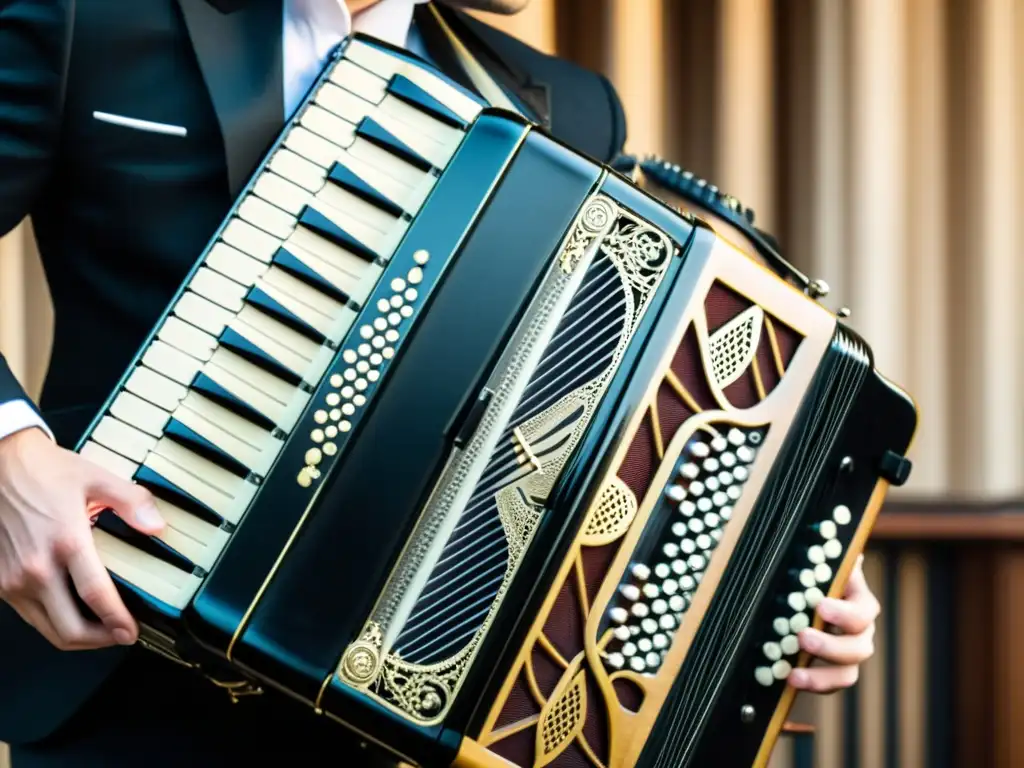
[{"x1": 787, "y1": 554, "x2": 878, "y2": 694}]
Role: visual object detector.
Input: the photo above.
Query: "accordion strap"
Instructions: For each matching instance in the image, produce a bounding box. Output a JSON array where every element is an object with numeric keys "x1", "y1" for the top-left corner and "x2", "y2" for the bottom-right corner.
[{"x1": 425, "y1": 3, "x2": 525, "y2": 117}]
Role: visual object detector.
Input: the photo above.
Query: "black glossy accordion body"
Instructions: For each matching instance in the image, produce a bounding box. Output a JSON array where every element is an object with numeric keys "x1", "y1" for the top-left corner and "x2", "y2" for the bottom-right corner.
[{"x1": 75, "y1": 35, "x2": 918, "y2": 768}]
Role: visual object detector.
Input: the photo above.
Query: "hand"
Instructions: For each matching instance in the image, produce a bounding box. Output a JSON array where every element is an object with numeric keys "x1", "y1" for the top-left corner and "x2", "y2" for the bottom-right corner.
[
  {"x1": 0, "y1": 428, "x2": 165, "y2": 650},
  {"x1": 788, "y1": 554, "x2": 879, "y2": 693}
]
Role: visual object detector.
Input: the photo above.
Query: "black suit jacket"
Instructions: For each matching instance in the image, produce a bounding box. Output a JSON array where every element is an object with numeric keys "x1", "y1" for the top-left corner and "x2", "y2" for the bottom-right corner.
[{"x1": 0, "y1": 0, "x2": 628, "y2": 746}]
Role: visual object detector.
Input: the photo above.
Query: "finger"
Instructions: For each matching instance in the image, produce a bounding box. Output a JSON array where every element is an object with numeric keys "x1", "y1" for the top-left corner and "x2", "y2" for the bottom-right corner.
[
  {"x1": 811, "y1": 593, "x2": 876, "y2": 634},
  {"x1": 85, "y1": 469, "x2": 165, "y2": 536},
  {"x1": 843, "y1": 554, "x2": 870, "y2": 599},
  {"x1": 6, "y1": 596, "x2": 74, "y2": 651},
  {"x1": 787, "y1": 663, "x2": 859, "y2": 694},
  {"x1": 38, "y1": 574, "x2": 122, "y2": 650},
  {"x1": 58, "y1": 536, "x2": 137, "y2": 645},
  {"x1": 798, "y1": 626, "x2": 874, "y2": 666}
]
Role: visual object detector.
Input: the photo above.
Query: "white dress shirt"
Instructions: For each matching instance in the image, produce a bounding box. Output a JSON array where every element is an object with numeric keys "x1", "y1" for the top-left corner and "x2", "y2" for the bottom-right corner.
[{"x1": 0, "y1": 0, "x2": 431, "y2": 445}]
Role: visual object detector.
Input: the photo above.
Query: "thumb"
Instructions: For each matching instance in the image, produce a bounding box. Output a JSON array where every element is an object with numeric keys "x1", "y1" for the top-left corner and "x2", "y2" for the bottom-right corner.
[{"x1": 86, "y1": 471, "x2": 165, "y2": 536}]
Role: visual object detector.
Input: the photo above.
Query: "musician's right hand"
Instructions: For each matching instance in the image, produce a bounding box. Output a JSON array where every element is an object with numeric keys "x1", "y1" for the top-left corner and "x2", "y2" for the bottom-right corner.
[{"x1": 0, "y1": 427, "x2": 165, "y2": 651}]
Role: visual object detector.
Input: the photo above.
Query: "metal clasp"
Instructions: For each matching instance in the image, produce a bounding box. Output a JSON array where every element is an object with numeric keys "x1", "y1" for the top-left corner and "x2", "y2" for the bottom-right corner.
[{"x1": 205, "y1": 676, "x2": 265, "y2": 704}]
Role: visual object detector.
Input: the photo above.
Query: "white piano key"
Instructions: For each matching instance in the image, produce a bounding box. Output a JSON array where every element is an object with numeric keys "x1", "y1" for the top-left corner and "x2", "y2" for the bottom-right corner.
[
  {"x1": 300, "y1": 105, "x2": 357, "y2": 149},
  {"x1": 109, "y1": 391, "x2": 170, "y2": 438},
  {"x1": 142, "y1": 341, "x2": 203, "y2": 387},
  {"x1": 173, "y1": 392, "x2": 284, "y2": 476},
  {"x1": 157, "y1": 316, "x2": 217, "y2": 363},
  {"x1": 221, "y1": 218, "x2": 279, "y2": 263},
  {"x1": 315, "y1": 83, "x2": 456, "y2": 169},
  {"x1": 145, "y1": 440, "x2": 256, "y2": 524},
  {"x1": 343, "y1": 39, "x2": 483, "y2": 124},
  {"x1": 258, "y1": 164, "x2": 402, "y2": 244},
  {"x1": 330, "y1": 58, "x2": 388, "y2": 104},
  {"x1": 257, "y1": 267, "x2": 355, "y2": 341},
  {"x1": 284, "y1": 125, "x2": 346, "y2": 169},
  {"x1": 229, "y1": 305, "x2": 322, "y2": 378},
  {"x1": 92, "y1": 417, "x2": 157, "y2": 464},
  {"x1": 237, "y1": 194, "x2": 295, "y2": 241},
  {"x1": 205, "y1": 243, "x2": 267, "y2": 287},
  {"x1": 253, "y1": 172, "x2": 310, "y2": 216},
  {"x1": 269, "y1": 149, "x2": 327, "y2": 194},
  {"x1": 301, "y1": 199, "x2": 394, "y2": 261},
  {"x1": 152, "y1": 497, "x2": 230, "y2": 572},
  {"x1": 279, "y1": 238, "x2": 382, "y2": 306},
  {"x1": 296, "y1": 117, "x2": 433, "y2": 213},
  {"x1": 204, "y1": 348, "x2": 308, "y2": 432},
  {"x1": 94, "y1": 528, "x2": 202, "y2": 610},
  {"x1": 83, "y1": 440, "x2": 230, "y2": 572},
  {"x1": 81, "y1": 440, "x2": 138, "y2": 480},
  {"x1": 314, "y1": 181, "x2": 402, "y2": 242},
  {"x1": 377, "y1": 91, "x2": 462, "y2": 149},
  {"x1": 124, "y1": 366, "x2": 188, "y2": 412},
  {"x1": 173, "y1": 292, "x2": 235, "y2": 338},
  {"x1": 284, "y1": 227, "x2": 385, "y2": 305},
  {"x1": 188, "y1": 266, "x2": 248, "y2": 313}
]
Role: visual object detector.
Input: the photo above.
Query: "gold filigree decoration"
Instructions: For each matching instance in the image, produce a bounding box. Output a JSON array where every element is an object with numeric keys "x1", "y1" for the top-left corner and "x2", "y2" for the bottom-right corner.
[
  {"x1": 706, "y1": 305, "x2": 764, "y2": 391},
  {"x1": 600, "y1": 219, "x2": 673, "y2": 303},
  {"x1": 561, "y1": 197, "x2": 617, "y2": 274},
  {"x1": 581, "y1": 477, "x2": 638, "y2": 547},
  {"x1": 333, "y1": 194, "x2": 673, "y2": 727},
  {"x1": 339, "y1": 621, "x2": 383, "y2": 685},
  {"x1": 536, "y1": 657, "x2": 589, "y2": 767}
]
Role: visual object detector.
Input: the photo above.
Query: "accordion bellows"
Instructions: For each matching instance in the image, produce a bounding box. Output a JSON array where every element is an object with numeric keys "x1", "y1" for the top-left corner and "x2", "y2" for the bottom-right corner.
[{"x1": 72, "y1": 35, "x2": 917, "y2": 768}]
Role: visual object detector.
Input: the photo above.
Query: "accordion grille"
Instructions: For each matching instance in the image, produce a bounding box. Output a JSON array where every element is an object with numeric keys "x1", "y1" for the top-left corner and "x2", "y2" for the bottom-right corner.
[{"x1": 472, "y1": 273, "x2": 813, "y2": 768}]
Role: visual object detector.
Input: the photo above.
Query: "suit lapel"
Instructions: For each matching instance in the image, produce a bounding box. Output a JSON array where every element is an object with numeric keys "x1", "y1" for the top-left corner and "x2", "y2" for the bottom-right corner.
[
  {"x1": 413, "y1": 3, "x2": 551, "y2": 128},
  {"x1": 176, "y1": 0, "x2": 285, "y2": 198}
]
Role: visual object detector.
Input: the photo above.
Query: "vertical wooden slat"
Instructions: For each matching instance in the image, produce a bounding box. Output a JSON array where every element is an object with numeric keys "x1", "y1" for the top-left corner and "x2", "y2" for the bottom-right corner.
[
  {"x1": 714, "y1": 0, "x2": 774, "y2": 231},
  {"x1": 660, "y1": 0, "x2": 718, "y2": 175},
  {"x1": 858, "y1": 550, "x2": 887, "y2": 768},
  {"x1": 809, "y1": 0, "x2": 847, "y2": 304},
  {"x1": 956, "y1": 0, "x2": 1022, "y2": 496},
  {"x1": 955, "y1": 548, "x2": 994, "y2": 767},
  {"x1": 993, "y1": 548, "x2": 1024, "y2": 767},
  {"x1": 903, "y1": 0, "x2": 949, "y2": 494},
  {"x1": 846, "y1": 0, "x2": 908, "y2": 385},
  {"x1": 897, "y1": 550, "x2": 928, "y2": 768},
  {"x1": 607, "y1": 0, "x2": 664, "y2": 156}
]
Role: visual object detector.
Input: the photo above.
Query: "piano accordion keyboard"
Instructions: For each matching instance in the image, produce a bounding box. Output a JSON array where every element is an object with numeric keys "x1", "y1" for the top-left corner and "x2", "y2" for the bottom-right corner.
[{"x1": 77, "y1": 39, "x2": 484, "y2": 611}]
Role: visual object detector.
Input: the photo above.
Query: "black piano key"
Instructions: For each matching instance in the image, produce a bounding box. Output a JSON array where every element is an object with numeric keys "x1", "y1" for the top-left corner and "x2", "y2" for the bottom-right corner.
[
  {"x1": 327, "y1": 162, "x2": 405, "y2": 219},
  {"x1": 134, "y1": 465, "x2": 226, "y2": 529},
  {"x1": 164, "y1": 419, "x2": 253, "y2": 479},
  {"x1": 387, "y1": 73, "x2": 468, "y2": 130},
  {"x1": 271, "y1": 247, "x2": 351, "y2": 307},
  {"x1": 356, "y1": 116, "x2": 433, "y2": 173},
  {"x1": 93, "y1": 508, "x2": 198, "y2": 575},
  {"x1": 218, "y1": 327, "x2": 301, "y2": 387},
  {"x1": 190, "y1": 372, "x2": 277, "y2": 432},
  {"x1": 244, "y1": 286, "x2": 325, "y2": 345},
  {"x1": 297, "y1": 205, "x2": 378, "y2": 264}
]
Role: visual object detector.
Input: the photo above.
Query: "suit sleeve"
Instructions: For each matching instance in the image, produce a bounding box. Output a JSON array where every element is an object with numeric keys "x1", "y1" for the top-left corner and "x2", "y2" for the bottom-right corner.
[{"x1": 0, "y1": 0, "x2": 73, "y2": 411}]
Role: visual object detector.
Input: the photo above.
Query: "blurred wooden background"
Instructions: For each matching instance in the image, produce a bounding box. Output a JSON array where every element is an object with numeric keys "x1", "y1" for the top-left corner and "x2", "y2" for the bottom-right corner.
[{"x1": 2, "y1": 1, "x2": 1023, "y2": 766}]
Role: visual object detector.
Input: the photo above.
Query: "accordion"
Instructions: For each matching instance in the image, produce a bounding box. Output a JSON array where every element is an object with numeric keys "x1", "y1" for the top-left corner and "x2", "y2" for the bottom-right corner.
[{"x1": 75, "y1": 35, "x2": 917, "y2": 768}]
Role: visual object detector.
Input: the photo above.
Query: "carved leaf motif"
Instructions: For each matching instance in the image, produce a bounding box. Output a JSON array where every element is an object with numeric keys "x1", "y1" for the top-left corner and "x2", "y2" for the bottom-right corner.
[
  {"x1": 535, "y1": 662, "x2": 589, "y2": 767},
  {"x1": 580, "y1": 477, "x2": 638, "y2": 547}
]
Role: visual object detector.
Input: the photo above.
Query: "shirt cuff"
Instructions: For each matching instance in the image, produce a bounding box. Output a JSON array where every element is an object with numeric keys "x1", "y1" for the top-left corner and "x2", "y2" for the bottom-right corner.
[{"x1": 0, "y1": 399, "x2": 54, "y2": 443}]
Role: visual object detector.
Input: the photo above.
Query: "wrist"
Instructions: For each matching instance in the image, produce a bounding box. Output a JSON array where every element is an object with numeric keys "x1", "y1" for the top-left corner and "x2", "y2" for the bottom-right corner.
[{"x1": 0, "y1": 425, "x2": 50, "y2": 460}]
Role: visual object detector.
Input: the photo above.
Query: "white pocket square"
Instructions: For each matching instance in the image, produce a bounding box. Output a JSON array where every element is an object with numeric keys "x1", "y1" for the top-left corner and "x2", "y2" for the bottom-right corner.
[{"x1": 92, "y1": 111, "x2": 187, "y2": 137}]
